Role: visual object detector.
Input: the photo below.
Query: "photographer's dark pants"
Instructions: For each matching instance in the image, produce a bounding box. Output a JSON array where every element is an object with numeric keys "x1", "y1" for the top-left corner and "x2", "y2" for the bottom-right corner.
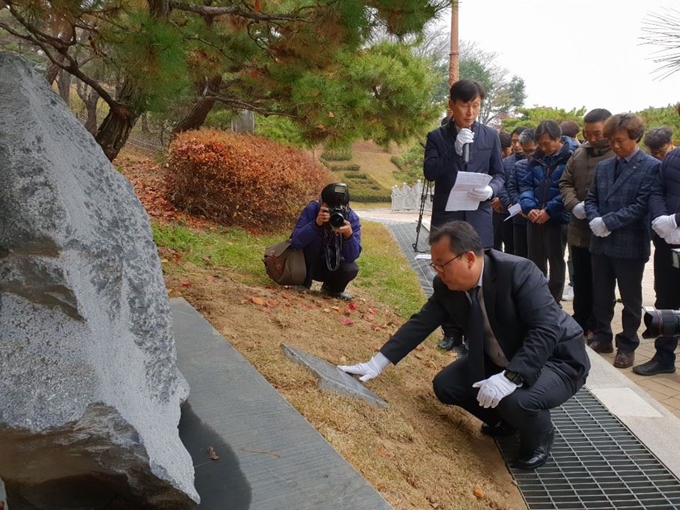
[
  {"x1": 591, "y1": 254, "x2": 645, "y2": 352},
  {"x1": 652, "y1": 236, "x2": 680, "y2": 366},
  {"x1": 432, "y1": 355, "x2": 584, "y2": 452},
  {"x1": 302, "y1": 242, "x2": 358, "y2": 293}
]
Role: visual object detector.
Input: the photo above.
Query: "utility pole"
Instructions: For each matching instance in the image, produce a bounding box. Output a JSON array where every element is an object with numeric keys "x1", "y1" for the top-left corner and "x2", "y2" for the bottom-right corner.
[
  {"x1": 447, "y1": 2, "x2": 460, "y2": 117},
  {"x1": 449, "y1": 1, "x2": 460, "y2": 88}
]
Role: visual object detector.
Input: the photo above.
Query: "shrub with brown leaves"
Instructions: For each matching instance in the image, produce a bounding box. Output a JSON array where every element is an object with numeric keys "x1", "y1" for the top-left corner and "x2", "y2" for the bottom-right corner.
[{"x1": 167, "y1": 129, "x2": 332, "y2": 232}]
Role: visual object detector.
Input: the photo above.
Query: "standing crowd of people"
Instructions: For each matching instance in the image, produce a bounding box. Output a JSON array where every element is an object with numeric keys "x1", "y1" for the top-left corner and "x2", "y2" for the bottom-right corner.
[{"x1": 339, "y1": 79, "x2": 679, "y2": 470}]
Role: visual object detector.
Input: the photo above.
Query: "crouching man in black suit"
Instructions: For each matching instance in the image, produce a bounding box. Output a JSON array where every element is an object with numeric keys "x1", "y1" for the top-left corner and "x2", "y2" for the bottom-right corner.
[{"x1": 339, "y1": 221, "x2": 590, "y2": 469}]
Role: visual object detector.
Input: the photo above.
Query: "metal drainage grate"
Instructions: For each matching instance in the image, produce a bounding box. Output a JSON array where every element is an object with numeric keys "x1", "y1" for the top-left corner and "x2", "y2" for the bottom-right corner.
[
  {"x1": 384, "y1": 221, "x2": 680, "y2": 510},
  {"x1": 387, "y1": 222, "x2": 434, "y2": 296},
  {"x1": 496, "y1": 388, "x2": 680, "y2": 509}
]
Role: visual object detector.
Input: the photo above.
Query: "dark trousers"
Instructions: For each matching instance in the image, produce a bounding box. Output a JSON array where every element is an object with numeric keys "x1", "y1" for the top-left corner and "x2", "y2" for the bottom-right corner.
[
  {"x1": 303, "y1": 242, "x2": 358, "y2": 293},
  {"x1": 432, "y1": 355, "x2": 583, "y2": 451},
  {"x1": 527, "y1": 222, "x2": 567, "y2": 303},
  {"x1": 493, "y1": 212, "x2": 515, "y2": 254},
  {"x1": 591, "y1": 254, "x2": 646, "y2": 352},
  {"x1": 652, "y1": 236, "x2": 680, "y2": 365},
  {"x1": 513, "y1": 223, "x2": 528, "y2": 259},
  {"x1": 571, "y1": 245, "x2": 595, "y2": 333}
]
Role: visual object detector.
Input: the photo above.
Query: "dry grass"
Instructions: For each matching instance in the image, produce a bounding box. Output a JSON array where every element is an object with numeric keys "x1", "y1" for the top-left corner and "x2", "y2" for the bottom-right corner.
[
  {"x1": 161, "y1": 264, "x2": 525, "y2": 510},
  {"x1": 119, "y1": 146, "x2": 527, "y2": 510}
]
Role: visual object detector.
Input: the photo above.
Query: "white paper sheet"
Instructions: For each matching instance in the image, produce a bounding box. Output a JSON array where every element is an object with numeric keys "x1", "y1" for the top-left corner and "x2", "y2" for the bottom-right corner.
[
  {"x1": 414, "y1": 253, "x2": 432, "y2": 260},
  {"x1": 504, "y1": 203, "x2": 522, "y2": 221},
  {"x1": 445, "y1": 172, "x2": 493, "y2": 212}
]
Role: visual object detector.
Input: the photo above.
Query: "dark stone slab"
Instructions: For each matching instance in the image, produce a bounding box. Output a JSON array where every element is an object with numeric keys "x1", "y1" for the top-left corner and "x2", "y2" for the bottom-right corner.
[
  {"x1": 281, "y1": 344, "x2": 388, "y2": 408},
  {"x1": 171, "y1": 298, "x2": 393, "y2": 510}
]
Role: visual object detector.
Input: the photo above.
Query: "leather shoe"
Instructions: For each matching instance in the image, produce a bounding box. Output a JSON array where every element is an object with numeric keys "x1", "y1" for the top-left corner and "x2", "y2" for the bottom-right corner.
[
  {"x1": 437, "y1": 336, "x2": 457, "y2": 350},
  {"x1": 320, "y1": 285, "x2": 353, "y2": 301},
  {"x1": 614, "y1": 349, "x2": 635, "y2": 368},
  {"x1": 588, "y1": 339, "x2": 614, "y2": 353},
  {"x1": 633, "y1": 359, "x2": 676, "y2": 376},
  {"x1": 437, "y1": 336, "x2": 468, "y2": 357},
  {"x1": 512, "y1": 429, "x2": 554, "y2": 470},
  {"x1": 481, "y1": 421, "x2": 517, "y2": 437}
]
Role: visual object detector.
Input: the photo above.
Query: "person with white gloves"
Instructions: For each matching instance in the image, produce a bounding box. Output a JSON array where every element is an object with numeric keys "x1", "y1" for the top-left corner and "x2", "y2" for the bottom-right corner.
[
  {"x1": 584, "y1": 113, "x2": 661, "y2": 369},
  {"x1": 559, "y1": 109, "x2": 613, "y2": 341},
  {"x1": 634, "y1": 147, "x2": 680, "y2": 376},
  {"x1": 423, "y1": 79, "x2": 505, "y2": 355},
  {"x1": 339, "y1": 221, "x2": 589, "y2": 470},
  {"x1": 424, "y1": 79, "x2": 504, "y2": 247}
]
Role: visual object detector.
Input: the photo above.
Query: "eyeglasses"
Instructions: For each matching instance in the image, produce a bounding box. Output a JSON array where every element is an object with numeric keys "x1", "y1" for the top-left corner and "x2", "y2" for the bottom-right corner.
[{"x1": 430, "y1": 252, "x2": 464, "y2": 272}]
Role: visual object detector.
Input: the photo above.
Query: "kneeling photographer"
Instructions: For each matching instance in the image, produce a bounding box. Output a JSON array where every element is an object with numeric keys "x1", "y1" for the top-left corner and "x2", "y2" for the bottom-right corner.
[{"x1": 290, "y1": 183, "x2": 361, "y2": 300}]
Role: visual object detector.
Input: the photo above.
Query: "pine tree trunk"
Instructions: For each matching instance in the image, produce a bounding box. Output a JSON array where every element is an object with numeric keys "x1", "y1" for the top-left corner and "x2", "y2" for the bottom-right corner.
[
  {"x1": 172, "y1": 75, "x2": 222, "y2": 136},
  {"x1": 83, "y1": 89, "x2": 100, "y2": 135},
  {"x1": 95, "y1": 81, "x2": 142, "y2": 161},
  {"x1": 172, "y1": 97, "x2": 216, "y2": 136},
  {"x1": 58, "y1": 69, "x2": 71, "y2": 106}
]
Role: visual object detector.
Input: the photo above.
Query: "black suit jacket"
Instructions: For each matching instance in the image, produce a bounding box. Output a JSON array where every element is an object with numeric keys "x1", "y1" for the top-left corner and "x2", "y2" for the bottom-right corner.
[{"x1": 380, "y1": 250, "x2": 590, "y2": 386}]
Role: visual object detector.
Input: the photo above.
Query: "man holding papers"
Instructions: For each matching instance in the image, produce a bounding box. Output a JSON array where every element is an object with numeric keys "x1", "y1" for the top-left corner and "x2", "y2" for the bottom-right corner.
[
  {"x1": 424, "y1": 79, "x2": 505, "y2": 352},
  {"x1": 424, "y1": 79, "x2": 505, "y2": 248}
]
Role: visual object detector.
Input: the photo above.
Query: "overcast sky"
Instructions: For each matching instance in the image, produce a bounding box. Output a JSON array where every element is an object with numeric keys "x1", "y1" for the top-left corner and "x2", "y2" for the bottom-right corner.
[{"x1": 454, "y1": 0, "x2": 680, "y2": 114}]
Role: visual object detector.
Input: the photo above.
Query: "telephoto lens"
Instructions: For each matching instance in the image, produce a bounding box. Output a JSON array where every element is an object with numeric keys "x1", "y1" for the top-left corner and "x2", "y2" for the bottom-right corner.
[{"x1": 642, "y1": 306, "x2": 680, "y2": 338}]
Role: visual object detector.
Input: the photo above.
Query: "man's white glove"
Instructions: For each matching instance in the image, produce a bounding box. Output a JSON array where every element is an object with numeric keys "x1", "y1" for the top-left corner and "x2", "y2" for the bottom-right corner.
[
  {"x1": 652, "y1": 215, "x2": 677, "y2": 238},
  {"x1": 572, "y1": 202, "x2": 587, "y2": 220},
  {"x1": 468, "y1": 185, "x2": 493, "y2": 201},
  {"x1": 589, "y1": 217, "x2": 611, "y2": 237},
  {"x1": 664, "y1": 228, "x2": 680, "y2": 246},
  {"x1": 454, "y1": 128, "x2": 475, "y2": 156},
  {"x1": 472, "y1": 371, "x2": 520, "y2": 409},
  {"x1": 338, "y1": 352, "x2": 391, "y2": 382}
]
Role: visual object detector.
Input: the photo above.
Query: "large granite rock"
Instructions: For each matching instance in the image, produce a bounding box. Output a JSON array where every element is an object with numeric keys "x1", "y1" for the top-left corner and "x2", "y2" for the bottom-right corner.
[{"x1": 0, "y1": 53, "x2": 199, "y2": 508}]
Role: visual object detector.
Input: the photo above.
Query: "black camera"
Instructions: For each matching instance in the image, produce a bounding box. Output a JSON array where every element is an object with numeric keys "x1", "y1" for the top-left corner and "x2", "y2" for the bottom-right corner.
[
  {"x1": 329, "y1": 207, "x2": 347, "y2": 229},
  {"x1": 642, "y1": 307, "x2": 680, "y2": 338},
  {"x1": 322, "y1": 183, "x2": 350, "y2": 229}
]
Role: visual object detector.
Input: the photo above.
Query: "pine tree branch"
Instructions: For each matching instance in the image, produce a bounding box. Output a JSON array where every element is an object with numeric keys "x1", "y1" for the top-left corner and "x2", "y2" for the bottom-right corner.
[{"x1": 169, "y1": 1, "x2": 305, "y2": 23}]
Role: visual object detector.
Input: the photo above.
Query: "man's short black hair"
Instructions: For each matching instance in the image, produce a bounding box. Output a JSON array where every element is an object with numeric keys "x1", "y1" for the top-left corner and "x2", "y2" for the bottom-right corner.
[
  {"x1": 534, "y1": 120, "x2": 562, "y2": 141},
  {"x1": 321, "y1": 182, "x2": 350, "y2": 206},
  {"x1": 449, "y1": 80, "x2": 485, "y2": 102},
  {"x1": 511, "y1": 126, "x2": 528, "y2": 136},
  {"x1": 429, "y1": 221, "x2": 483, "y2": 256},
  {"x1": 644, "y1": 126, "x2": 674, "y2": 151},
  {"x1": 499, "y1": 131, "x2": 512, "y2": 150},
  {"x1": 583, "y1": 108, "x2": 612, "y2": 124}
]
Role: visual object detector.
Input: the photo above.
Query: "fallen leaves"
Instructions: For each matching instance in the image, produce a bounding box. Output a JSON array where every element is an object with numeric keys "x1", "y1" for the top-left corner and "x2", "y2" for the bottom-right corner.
[
  {"x1": 208, "y1": 446, "x2": 219, "y2": 461},
  {"x1": 473, "y1": 484, "x2": 485, "y2": 499}
]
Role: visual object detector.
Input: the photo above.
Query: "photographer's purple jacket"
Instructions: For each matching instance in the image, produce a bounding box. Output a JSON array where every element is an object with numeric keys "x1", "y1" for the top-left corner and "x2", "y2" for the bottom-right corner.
[{"x1": 290, "y1": 200, "x2": 362, "y2": 263}]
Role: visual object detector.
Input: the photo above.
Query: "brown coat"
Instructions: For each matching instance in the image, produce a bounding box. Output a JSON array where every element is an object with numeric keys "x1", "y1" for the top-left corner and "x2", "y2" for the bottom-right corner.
[{"x1": 559, "y1": 143, "x2": 614, "y2": 247}]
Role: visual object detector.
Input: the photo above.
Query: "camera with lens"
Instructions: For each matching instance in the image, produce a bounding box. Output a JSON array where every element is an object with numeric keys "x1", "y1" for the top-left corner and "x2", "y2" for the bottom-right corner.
[
  {"x1": 322, "y1": 183, "x2": 350, "y2": 230},
  {"x1": 329, "y1": 207, "x2": 347, "y2": 229},
  {"x1": 642, "y1": 306, "x2": 680, "y2": 338}
]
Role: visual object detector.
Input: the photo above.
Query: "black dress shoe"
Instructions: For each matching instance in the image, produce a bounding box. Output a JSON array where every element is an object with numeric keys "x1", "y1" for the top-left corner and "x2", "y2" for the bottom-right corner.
[
  {"x1": 512, "y1": 429, "x2": 555, "y2": 470},
  {"x1": 320, "y1": 285, "x2": 353, "y2": 301},
  {"x1": 588, "y1": 339, "x2": 614, "y2": 354},
  {"x1": 437, "y1": 336, "x2": 456, "y2": 350},
  {"x1": 481, "y1": 421, "x2": 517, "y2": 437},
  {"x1": 633, "y1": 359, "x2": 677, "y2": 376}
]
